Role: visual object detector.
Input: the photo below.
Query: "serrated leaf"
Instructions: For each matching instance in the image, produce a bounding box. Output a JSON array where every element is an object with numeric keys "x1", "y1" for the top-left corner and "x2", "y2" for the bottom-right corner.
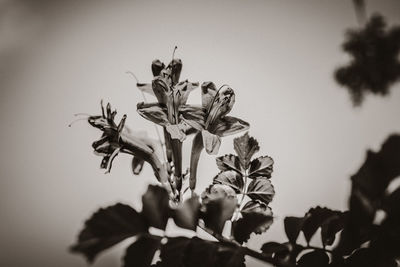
[
  {"x1": 297, "y1": 250, "x2": 329, "y2": 267},
  {"x1": 132, "y1": 157, "x2": 145, "y2": 175},
  {"x1": 246, "y1": 178, "x2": 275, "y2": 205},
  {"x1": 216, "y1": 154, "x2": 243, "y2": 173},
  {"x1": 213, "y1": 171, "x2": 244, "y2": 193},
  {"x1": 233, "y1": 210, "x2": 273, "y2": 243},
  {"x1": 70, "y1": 203, "x2": 148, "y2": 262},
  {"x1": 171, "y1": 196, "x2": 200, "y2": 231},
  {"x1": 248, "y1": 156, "x2": 274, "y2": 179},
  {"x1": 284, "y1": 216, "x2": 305, "y2": 244},
  {"x1": 201, "y1": 196, "x2": 237, "y2": 234},
  {"x1": 213, "y1": 116, "x2": 250, "y2": 138},
  {"x1": 233, "y1": 132, "x2": 260, "y2": 169},
  {"x1": 302, "y1": 206, "x2": 340, "y2": 244},
  {"x1": 142, "y1": 185, "x2": 170, "y2": 230},
  {"x1": 123, "y1": 235, "x2": 161, "y2": 267}
]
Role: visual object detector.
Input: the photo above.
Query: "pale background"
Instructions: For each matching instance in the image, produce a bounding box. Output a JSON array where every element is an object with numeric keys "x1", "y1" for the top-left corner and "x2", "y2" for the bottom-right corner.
[{"x1": 1, "y1": 0, "x2": 400, "y2": 266}]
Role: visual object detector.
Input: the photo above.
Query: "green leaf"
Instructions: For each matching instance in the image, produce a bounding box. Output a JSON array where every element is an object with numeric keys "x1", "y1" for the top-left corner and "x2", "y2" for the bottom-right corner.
[
  {"x1": 248, "y1": 156, "x2": 274, "y2": 179},
  {"x1": 213, "y1": 116, "x2": 250, "y2": 137},
  {"x1": 216, "y1": 154, "x2": 242, "y2": 174},
  {"x1": 123, "y1": 235, "x2": 161, "y2": 267},
  {"x1": 246, "y1": 178, "x2": 275, "y2": 205},
  {"x1": 213, "y1": 171, "x2": 244, "y2": 193},
  {"x1": 137, "y1": 102, "x2": 169, "y2": 126},
  {"x1": 233, "y1": 132, "x2": 260, "y2": 169},
  {"x1": 141, "y1": 185, "x2": 170, "y2": 230},
  {"x1": 297, "y1": 250, "x2": 329, "y2": 267},
  {"x1": 284, "y1": 216, "x2": 305, "y2": 244},
  {"x1": 171, "y1": 196, "x2": 201, "y2": 231},
  {"x1": 233, "y1": 209, "x2": 273, "y2": 243},
  {"x1": 201, "y1": 195, "x2": 237, "y2": 234},
  {"x1": 70, "y1": 203, "x2": 148, "y2": 262},
  {"x1": 132, "y1": 157, "x2": 145, "y2": 175}
]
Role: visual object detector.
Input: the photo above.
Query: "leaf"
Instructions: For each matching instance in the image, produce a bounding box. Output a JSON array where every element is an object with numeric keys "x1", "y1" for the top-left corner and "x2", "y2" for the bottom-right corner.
[
  {"x1": 213, "y1": 116, "x2": 250, "y2": 137},
  {"x1": 159, "y1": 237, "x2": 191, "y2": 267},
  {"x1": 70, "y1": 203, "x2": 148, "y2": 262},
  {"x1": 233, "y1": 132, "x2": 260, "y2": 169},
  {"x1": 233, "y1": 210, "x2": 273, "y2": 243},
  {"x1": 213, "y1": 171, "x2": 244, "y2": 193},
  {"x1": 246, "y1": 178, "x2": 275, "y2": 205},
  {"x1": 261, "y1": 242, "x2": 289, "y2": 258},
  {"x1": 136, "y1": 102, "x2": 169, "y2": 126},
  {"x1": 182, "y1": 237, "x2": 218, "y2": 267},
  {"x1": 215, "y1": 244, "x2": 246, "y2": 267},
  {"x1": 216, "y1": 154, "x2": 242, "y2": 173},
  {"x1": 201, "y1": 196, "x2": 237, "y2": 234},
  {"x1": 248, "y1": 156, "x2": 274, "y2": 179},
  {"x1": 202, "y1": 130, "x2": 221, "y2": 155},
  {"x1": 171, "y1": 196, "x2": 201, "y2": 231},
  {"x1": 320, "y1": 211, "x2": 348, "y2": 247},
  {"x1": 297, "y1": 250, "x2": 329, "y2": 267},
  {"x1": 284, "y1": 216, "x2": 305, "y2": 244},
  {"x1": 302, "y1": 207, "x2": 340, "y2": 245},
  {"x1": 123, "y1": 235, "x2": 161, "y2": 267},
  {"x1": 141, "y1": 185, "x2": 170, "y2": 230},
  {"x1": 132, "y1": 157, "x2": 145, "y2": 175}
]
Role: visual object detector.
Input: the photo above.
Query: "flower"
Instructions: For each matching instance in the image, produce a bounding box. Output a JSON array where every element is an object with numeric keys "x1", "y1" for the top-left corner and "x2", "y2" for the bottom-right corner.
[{"x1": 188, "y1": 82, "x2": 249, "y2": 191}]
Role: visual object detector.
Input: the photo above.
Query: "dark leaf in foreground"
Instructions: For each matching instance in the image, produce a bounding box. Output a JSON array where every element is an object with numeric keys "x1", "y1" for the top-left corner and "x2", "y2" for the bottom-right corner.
[
  {"x1": 297, "y1": 250, "x2": 329, "y2": 267},
  {"x1": 233, "y1": 132, "x2": 260, "y2": 169},
  {"x1": 70, "y1": 203, "x2": 148, "y2": 262},
  {"x1": 171, "y1": 196, "x2": 201, "y2": 231},
  {"x1": 201, "y1": 197, "x2": 237, "y2": 234},
  {"x1": 246, "y1": 178, "x2": 275, "y2": 205},
  {"x1": 260, "y1": 242, "x2": 289, "y2": 258},
  {"x1": 142, "y1": 185, "x2": 170, "y2": 230},
  {"x1": 248, "y1": 156, "x2": 274, "y2": 179},
  {"x1": 123, "y1": 235, "x2": 161, "y2": 267},
  {"x1": 159, "y1": 237, "x2": 191, "y2": 267},
  {"x1": 233, "y1": 210, "x2": 273, "y2": 243},
  {"x1": 284, "y1": 216, "x2": 305, "y2": 244},
  {"x1": 182, "y1": 237, "x2": 218, "y2": 267},
  {"x1": 214, "y1": 244, "x2": 246, "y2": 267},
  {"x1": 213, "y1": 170, "x2": 244, "y2": 193},
  {"x1": 320, "y1": 211, "x2": 348, "y2": 247}
]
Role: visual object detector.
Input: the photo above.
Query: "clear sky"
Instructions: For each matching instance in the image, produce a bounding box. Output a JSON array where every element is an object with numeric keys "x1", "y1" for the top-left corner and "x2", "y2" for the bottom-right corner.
[{"x1": 1, "y1": 0, "x2": 400, "y2": 266}]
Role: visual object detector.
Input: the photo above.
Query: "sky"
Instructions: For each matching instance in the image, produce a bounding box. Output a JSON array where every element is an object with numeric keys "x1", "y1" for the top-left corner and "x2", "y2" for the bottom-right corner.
[{"x1": 1, "y1": 0, "x2": 400, "y2": 266}]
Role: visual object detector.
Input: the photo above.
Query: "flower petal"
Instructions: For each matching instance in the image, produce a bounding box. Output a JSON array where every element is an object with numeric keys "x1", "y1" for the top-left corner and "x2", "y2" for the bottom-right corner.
[
  {"x1": 174, "y1": 80, "x2": 199, "y2": 105},
  {"x1": 165, "y1": 123, "x2": 189, "y2": 142},
  {"x1": 151, "y1": 59, "x2": 165, "y2": 76},
  {"x1": 212, "y1": 116, "x2": 250, "y2": 137},
  {"x1": 136, "y1": 102, "x2": 169, "y2": 126},
  {"x1": 205, "y1": 87, "x2": 235, "y2": 129},
  {"x1": 201, "y1": 130, "x2": 221, "y2": 155},
  {"x1": 152, "y1": 77, "x2": 171, "y2": 104},
  {"x1": 167, "y1": 59, "x2": 182, "y2": 85},
  {"x1": 201, "y1": 82, "x2": 217, "y2": 110}
]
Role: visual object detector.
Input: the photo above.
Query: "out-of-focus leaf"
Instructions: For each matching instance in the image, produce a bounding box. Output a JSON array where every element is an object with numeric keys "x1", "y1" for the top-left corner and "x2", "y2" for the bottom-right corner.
[
  {"x1": 159, "y1": 237, "x2": 191, "y2": 267},
  {"x1": 233, "y1": 132, "x2": 260, "y2": 169},
  {"x1": 123, "y1": 235, "x2": 161, "y2": 267},
  {"x1": 141, "y1": 185, "x2": 170, "y2": 230},
  {"x1": 321, "y1": 211, "x2": 348, "y2": 247},
  {"x1": 171, "y1": 196, "x2": 200, "y2": 231},
  {"x1": 70, "y1": 203, "x2": 148, "y2": 262},
  {"x1": 201, "y1": 184, "x2": 237, "y2": 203},
  {"x1": 213, "y1": 171, "x2": 244, "y2": 193},
  {"x1": 202, "y1": 130, "x2": 221, "y2": 155},
  {"x1": 215, "y1": 244, "x2": 246, "y2": 267},
  {"x1": 201, "y1": 196, "x2": 237, "y2": 234},
  {"x1": 182, "y1": 237, "x2": 218, "y2": 267},
  {"x1": 248, "y1": 156, "x2": 274, "y2": 179},
  {"x1": 302, "y1": 207, "x2": 339, "y2": 245},
  {"x1": 216, "y1": 154, "x2": 243, "y2": 173},
  {"x1": 213, "y1": 116, "x2": 250, "y2": 137},
  {"x1": 260, "y1": 242, "x2": 289, "y2": 258},
  {"x1": 297, "y1": 250, "x2": 329, "y2": 267},
  {"x1": 137, "y1": 102, "x2": 169, "y2": 126},
  {"x1": 246, "y1": 178, "x2": 275, "y2": 205},
  {"x1": 284, "y1": 216, "x2": 305, "y2": 244},
  {"x1": 132, "y1": 157, "x2": 145, "y2": 175},
  {"x1": 233, "y1": 210, "x2": 273, "y2": 243}
]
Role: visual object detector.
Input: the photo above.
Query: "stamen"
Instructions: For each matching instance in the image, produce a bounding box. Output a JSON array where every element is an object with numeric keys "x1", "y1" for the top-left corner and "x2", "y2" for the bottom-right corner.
[
  {"x1": 172, "y1": 46, "x2": 178, "y2": 61},
  {"x1": 126, "y1": 71, "x2": 140, "y2": 83},
  {"x1": 68, "y1": 117, "x2": 88, "y2": 127},
  {"x1": 101, "y1": 100, "x2": 105, "y2": 118},
  {"x1": 73, "y1": 113, "x2": 91, "y2": 117}
]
